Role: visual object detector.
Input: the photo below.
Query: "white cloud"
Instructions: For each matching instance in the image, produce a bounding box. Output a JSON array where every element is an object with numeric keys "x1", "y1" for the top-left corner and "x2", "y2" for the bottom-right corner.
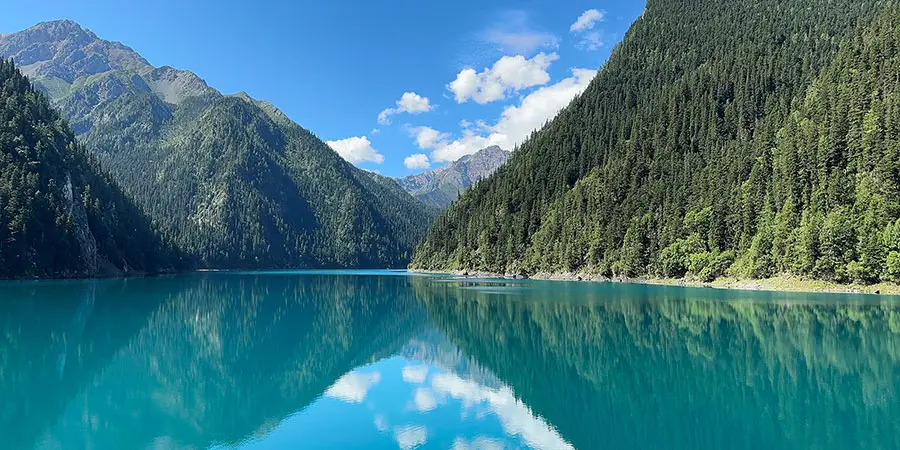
[
  {"x1": 378, "y1": 92, "x2": 434, "y2": 125},
  {"x1": 431, "y1": 373, "x2": 574, "y2": 450},
  {"x1": 408, "y1": 126, "x2": 450, "y2": 150},
  {"x1": 370, "y1": 128, "x2": 380, "y2": 135},
  {"x1": 448, "y1": 53, "x2": 558, "y2": 104},
  {"x1": 394, "y1": 425, "x2": 428, "y2": 450},
  {"x1": 483, "y1": 10, "x2": 558, "y2": 55},
  {"x1": 325, "y1": 371, "x2": 382, "y2": 403},
  {"x1": 404, "y1": 154, "x2": 432, "y2": 170},
  {"x1": 413, "y1": 388, "x2": 438, "y2": 412},
  {"x1": 452, "y1": 437, "x2": 505, "y2": 450},
  {"x1": 326, "y1": 136, "x2": 385, "y2": 165},
  {"x1": 398, "y1": 92, "x2": 433, "y2": 113},
  {"x1": 580, "y1": 32, "x2": 604, "y2": 51},
  {"x1": 570, "y1": 10, "x2": 606, "y2": 51},
  {"x1": 430, "y1": 131, "x2": 500, "y2": 163},
  {"x1": 422, "y1": 68, "x2": 596, "y2": 163},
  {"x1": 491, "y1": 68, "x2": 596, "y2": 146},
  {"x1": 402, "y1": 365, "x2": 430, "y2": 383},
  {"x1": 570, "y1": 9, "x2": 605, "y2": 32}
]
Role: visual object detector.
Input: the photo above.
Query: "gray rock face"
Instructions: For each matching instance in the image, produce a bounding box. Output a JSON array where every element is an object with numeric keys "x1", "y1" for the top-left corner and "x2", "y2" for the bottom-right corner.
[
  {"x1": 64, "y1": 172, "x2": 99, "y2": 275},
  {"x1": 0, "y1": 20, "x2": 150, "y2": 83},
  {"x1": 397, "y1": 146, "x2": 511, "y2": 208},
  {"x1": 0, "y1": 20, "x2": 215, "y2": 104},
  {"x1": 145, "y1": 66, "x2": 217, "y2": 104}
]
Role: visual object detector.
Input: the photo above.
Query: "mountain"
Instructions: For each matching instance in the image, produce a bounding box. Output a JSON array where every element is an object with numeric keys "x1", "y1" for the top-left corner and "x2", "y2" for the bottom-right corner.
[
  {"x1": 413, "y1": 0, "x2": 900, "y2": 285},
  {"x1": 0, "y1": 58, "x2": 176, "y2": 279},
  {"x1": 0, "y1": 20, "x2": 435, "y2": 269},
  {"x1": 397, "y1": 145, "x2": 511, "y2": 208}
]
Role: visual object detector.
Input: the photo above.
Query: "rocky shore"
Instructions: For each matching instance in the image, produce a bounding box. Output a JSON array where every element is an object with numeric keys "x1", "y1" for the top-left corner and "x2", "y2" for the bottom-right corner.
[{"x1": 411, "y1": 270, "x2": 900, "y2": 296}]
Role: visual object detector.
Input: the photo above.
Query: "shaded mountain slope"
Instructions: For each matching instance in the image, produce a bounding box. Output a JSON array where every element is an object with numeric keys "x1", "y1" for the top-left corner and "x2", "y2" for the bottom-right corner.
[
  {"x1": 1, "y1": 20, "x2": 434, "y2": 269},
  {"x1": 0, "y1": 58, "x2": 176, "y2": 278}
]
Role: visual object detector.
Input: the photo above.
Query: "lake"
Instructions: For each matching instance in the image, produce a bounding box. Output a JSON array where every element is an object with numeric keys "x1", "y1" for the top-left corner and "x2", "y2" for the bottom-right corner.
[{"x1": 1, "y1": 271, "x2": 899, "y2": 449}]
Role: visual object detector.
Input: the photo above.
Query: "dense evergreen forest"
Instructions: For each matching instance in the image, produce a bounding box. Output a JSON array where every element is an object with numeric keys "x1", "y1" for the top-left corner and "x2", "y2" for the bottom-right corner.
[
  {"x1": 0, "y1": 59, "x2": 176, "y2": 278},
  {"x1": 74, "y1": 90, "x2": 435, "y2": 268},
  {"x1": 0, "y1": 21, "x2": 436, "y2": 271},
  {"x1": 413, "y1": 0, "x2": 900, "y2": 284}
]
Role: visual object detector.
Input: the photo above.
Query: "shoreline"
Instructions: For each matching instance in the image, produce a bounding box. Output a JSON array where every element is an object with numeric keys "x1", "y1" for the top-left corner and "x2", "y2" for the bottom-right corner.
[{"x1": 411, "y1": 269, "x2": 900, "y2": 296}]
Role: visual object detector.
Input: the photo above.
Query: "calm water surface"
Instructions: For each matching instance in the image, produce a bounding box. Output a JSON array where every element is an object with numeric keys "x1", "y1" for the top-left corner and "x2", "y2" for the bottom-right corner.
[{"x1": 2, "y1": 271, "x2": 900, "y2": 449}]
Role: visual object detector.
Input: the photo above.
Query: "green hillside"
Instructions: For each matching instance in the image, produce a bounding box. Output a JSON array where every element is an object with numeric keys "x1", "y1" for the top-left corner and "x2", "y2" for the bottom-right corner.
[
  {"x1": 413, "y1": 0, "x2": 900, "y2": 284},
  {"x1": 0, "y1": 59, "x2": 177, "y2": 278},
  {"x1": 1, "y1": 21, "x2": 435, "y2": 270}
]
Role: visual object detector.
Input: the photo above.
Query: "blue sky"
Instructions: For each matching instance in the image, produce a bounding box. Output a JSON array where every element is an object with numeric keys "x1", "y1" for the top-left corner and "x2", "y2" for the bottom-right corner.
[{"x1": 1, "y1": 0, "x2": 646, "y2": 177}]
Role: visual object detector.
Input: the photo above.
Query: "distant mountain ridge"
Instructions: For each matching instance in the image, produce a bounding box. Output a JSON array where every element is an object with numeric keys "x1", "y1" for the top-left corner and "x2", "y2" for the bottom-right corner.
[
  {"x1": 0, "y1": 20, "x2": 435, "y2": 269},
  {"x1": 397, "y1": 146, "x2": 510, "y2": 208}
]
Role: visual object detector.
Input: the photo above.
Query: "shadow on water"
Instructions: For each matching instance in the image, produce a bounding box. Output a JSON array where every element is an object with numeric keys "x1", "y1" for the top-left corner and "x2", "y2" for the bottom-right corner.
[
  {"x1": 0, "y1": 273, "x2": 427, "y2": 449},
  {"x1": 411, "y1": 278, "x2": 900, "y2": 450}
]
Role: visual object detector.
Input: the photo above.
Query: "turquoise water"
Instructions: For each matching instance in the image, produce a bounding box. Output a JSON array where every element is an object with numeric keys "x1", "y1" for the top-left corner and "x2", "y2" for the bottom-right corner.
[{"x1": 2, "y1": 271, "x2": 900, "y2": 449}]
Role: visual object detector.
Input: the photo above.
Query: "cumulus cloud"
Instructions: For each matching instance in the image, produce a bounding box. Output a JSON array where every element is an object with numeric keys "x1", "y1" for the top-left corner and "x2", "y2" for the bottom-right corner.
[
  {"x1": 408, "y1": 126, "x2": 450, "y2": 150},
  {"x1": 326, "y1": 136, "x2": 385, "y2": 165},
  {"x1": 570, "y1": 9, "x2": 605, "y2": 32},
  {"x1": 378, "y1": 92, "x2": 434, "y2": 125},
  {"x1": 394, "y1": 425, "x2": 428, "y2": 450},
  {"x1": 429, "y1": 131, "x2": 499, "y2": 163},
  {"x1": 421, "y1": 68, "x2": 597, "y2": 163},
  {"x1": 448, "y1": 53, "x2": 558, "y2": 104},
  {"x1": 483, "y1": 10, "x2": 558, "y2": 55},
  {"x1": 324, "y1": 371, "x2": 382, "y2": 403},
  {"x1": 404, "y1": 154, "x2": 431, "y2": 170},
  {"x1": 402, "y1": 365, "x2": 430, "y2": 383},
  {"x1": 491, "y1": 68, "x2": 596, "y2": 146}
]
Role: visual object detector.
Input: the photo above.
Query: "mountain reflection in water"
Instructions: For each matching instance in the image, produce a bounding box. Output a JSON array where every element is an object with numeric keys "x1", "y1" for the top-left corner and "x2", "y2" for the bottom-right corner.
[{"x1": 1, "y1": 272, "x2": 898, "y2": 449}]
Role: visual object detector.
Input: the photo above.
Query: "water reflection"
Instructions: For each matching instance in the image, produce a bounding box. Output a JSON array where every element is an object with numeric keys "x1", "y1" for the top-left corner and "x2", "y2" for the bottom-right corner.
[
  {"x1": 0, "y1": 273, "x2": 898, "y2": 449},
  {"x1": 0, "y1": 279, "x2": 164, "y2": 449},
  {"x1": 414, "y1": 278, "x2": 900, "y2": 450}
]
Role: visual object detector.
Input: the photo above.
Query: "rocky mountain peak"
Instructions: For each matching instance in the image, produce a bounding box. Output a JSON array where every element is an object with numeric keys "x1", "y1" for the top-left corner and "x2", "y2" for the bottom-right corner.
[
  {"x1": 24, "y1": 19, "x2": 97, "y2": 43},
  {"x1": 397, "y1": 146, "x2": 511, "y2": 208},
  {"x1": 0, "y1": 19, "x2": 150, "y2": 84},
  {"x1": 145, "y1": 66, "x2": 218, "y2": 104}
]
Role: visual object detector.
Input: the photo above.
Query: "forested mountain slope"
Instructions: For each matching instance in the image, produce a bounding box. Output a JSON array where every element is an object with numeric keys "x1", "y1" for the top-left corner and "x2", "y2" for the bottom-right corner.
[
  {"x1": 0, "y1": 20, "x2": 434, "y2": 269},
  {"x1": 413, "y1": 0, "x2": 900, "y2": 284},
  {"x1": 397, "y1": 146, "x2": 510, "y2": 208},
  {"x1": 0, "y1": 59, "x2": 176, "y2": 278}
]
